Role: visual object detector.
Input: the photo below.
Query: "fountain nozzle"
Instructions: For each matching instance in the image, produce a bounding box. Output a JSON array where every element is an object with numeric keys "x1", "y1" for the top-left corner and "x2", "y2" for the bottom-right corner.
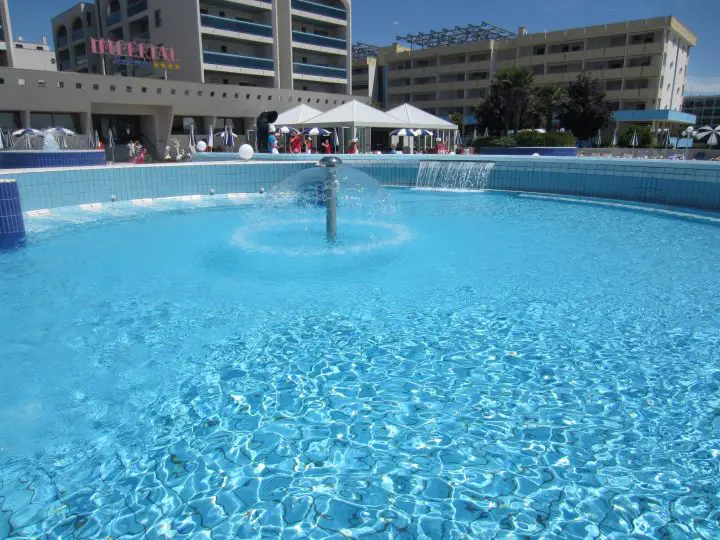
[{"x1": 318, "y1": 157, "x2": 342, "y2": 243}]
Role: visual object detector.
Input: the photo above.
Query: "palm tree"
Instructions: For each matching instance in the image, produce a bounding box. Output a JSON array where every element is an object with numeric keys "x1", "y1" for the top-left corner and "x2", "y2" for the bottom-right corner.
[
  {"x1": 449, "y1": 111, "x2": 465, "y2": 137},
  {"x1": 495, "y1": 68, "x2": 535, "y2": 134},
  {"x1": 536, "y1": 85, "x2": 567, "y2": 132}
]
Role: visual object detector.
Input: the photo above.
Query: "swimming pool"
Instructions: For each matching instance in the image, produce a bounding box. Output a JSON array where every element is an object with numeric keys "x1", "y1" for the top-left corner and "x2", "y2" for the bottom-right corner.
[{"x1": 2, "y1": 185, "x2": 720, "y2": 538}]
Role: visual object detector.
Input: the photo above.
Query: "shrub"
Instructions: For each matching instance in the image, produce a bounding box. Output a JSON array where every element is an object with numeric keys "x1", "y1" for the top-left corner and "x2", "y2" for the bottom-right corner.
[
  {"x1": 515, "y1": 130, "x2": 545, "y2": 146},
  {"x1": 543, "y1": 131, "x2": 576, "y2": 147},
  {"x1": 473, "y1": 136, "x2": 517, "y2": 148},
  {"x1": 618, "y1": 125, "x2": 653, "y2": 148}
]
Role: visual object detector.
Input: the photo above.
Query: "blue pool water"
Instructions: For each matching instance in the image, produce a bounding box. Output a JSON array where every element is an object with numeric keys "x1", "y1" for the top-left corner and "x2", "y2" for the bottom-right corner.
[{"x1": 1, "y1": 190, "x2": 720, "y2": 538}]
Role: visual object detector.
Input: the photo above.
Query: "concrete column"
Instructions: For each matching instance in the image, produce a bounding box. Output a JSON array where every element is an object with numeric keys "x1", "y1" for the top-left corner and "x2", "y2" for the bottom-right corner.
[
  {"x1": 80, "y1": 111, "x2": 93, "y2": 135},
  {"x1": 0, "y1": 0, "x2": 16, "y2": 67},
  {"x1": 22, "y1": 110, "x2": 31, "y2": 129},
  {"x1": 273, "y1": 0, "x2": 293, "y2": 90}
]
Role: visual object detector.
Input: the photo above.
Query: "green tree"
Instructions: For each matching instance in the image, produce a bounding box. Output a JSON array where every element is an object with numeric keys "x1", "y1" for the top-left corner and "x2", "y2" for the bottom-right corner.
[
  {"x1": 557, "y1": 73, "x2": 610, "y2": 141},
  {"x1": 495, "y1": 68, "x2": 536, "y2": 134},
  {"x1": 535, "y1": 85, "x2": 567, "y2": 132},
  {"x1": 449, "y1": 111, "x2": 465, "y2": 137},
  {"x1": 474, "y1": 92, "x2": 506, "y2": 135},
  {"x1": 618, "y1": 125, "x2": 653, "y2": 148}
]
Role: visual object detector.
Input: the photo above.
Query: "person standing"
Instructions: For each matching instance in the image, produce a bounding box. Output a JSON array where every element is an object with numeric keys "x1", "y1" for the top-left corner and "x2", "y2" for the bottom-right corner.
[
  {"x1": 290, "y1": 132, "x2": 301, "y2": 154},
  {"x1": 268, "y1": 125, "x2": 279, "y2": 154},
  {"x1": 434, "y1": 137, "x2": 447, "y2": 154},
  {"x1": 321, "y1": 139, "x2": 331, "y2": 154},
  {"x1": 305, "y1": 137, "x2": 314, "y2": 154}
]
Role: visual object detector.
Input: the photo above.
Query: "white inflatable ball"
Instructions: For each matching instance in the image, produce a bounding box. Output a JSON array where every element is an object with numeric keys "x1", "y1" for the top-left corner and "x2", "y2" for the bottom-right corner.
[
  {"x1": 238, "y1": 144, "x2": 254, "y2": 161},
  {"x1": 196, "y1": 141, "x2": 207, "y2": 152},
  {"x1": 532, "y1": 153, "x2": 540, "y2": 157}
]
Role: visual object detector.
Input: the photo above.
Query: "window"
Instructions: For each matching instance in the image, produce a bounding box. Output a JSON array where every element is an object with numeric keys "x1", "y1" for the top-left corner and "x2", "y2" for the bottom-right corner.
[
  {"x1": 210, "y1": 91, "x2": 215, "y2": 97},
  {"x1": 142, "y1": 87, "x2": 147, "y2": 93},
  {"x1": 223, "y1": 78, "x2": 229, "y2": 84},
  {"x1": 126, "y1": 86, "x2": 132, "y2": 92},
  {"x1": 57, "y1": 81, "x2": 64, "y2": 88},
  {"x1": 219, "y1": 11, "x2": 225, "y2": 17},
  {"x1": 93, "y1": 83, "x2": 99, "y2": 90},
  {"x1": 110, "y1": 85, "x2": 116, "y2": 91},
  {"x1": 171, "y1": 116, "x2": 205, "y2": 134},
  {"x1": 38, "y1": 80, "x2": 46, "y2": 87},
  {"x1": 170, "y1": 89, "x2": 176, "y2": 95},
  {"x1": 220, "y1": 45, "x2": 227, "y2": 53},
  {"x1": 154, "y1": 9, "x2": 162, "y2": 28},
  {"x1": 184, "y1": 89, "x2": 190, "y2": 96},
  {"x1": 157, "y1": 88, "x2": 162, "y2": 94},
  {"x1": 222, "y1": 92, "x2": 227, "y2": 98},
  {"x1": 75, "y1": 83, "x2": 82, "y2": 89},
  {"x1": 200, "y1": 8, "x2": 208, "y2": 14}
]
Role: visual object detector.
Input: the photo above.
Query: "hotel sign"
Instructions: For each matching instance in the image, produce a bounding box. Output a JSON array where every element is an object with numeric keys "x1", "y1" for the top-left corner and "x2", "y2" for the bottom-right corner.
[{"x1": 90, "y1": 38, "x2": 181, "y2": 71}]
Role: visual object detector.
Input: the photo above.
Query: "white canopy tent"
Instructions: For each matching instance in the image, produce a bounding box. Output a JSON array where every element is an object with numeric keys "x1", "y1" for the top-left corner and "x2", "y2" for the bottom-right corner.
[
  {"x1": 274, "y1": 104, "x2": 324, "y2": 126},
  {"x1": 302, "y1": 100, "x2": 407, "y2": 152},
  {"x1": 387, "y1": 103, "x2": 459, "y2": 151}
]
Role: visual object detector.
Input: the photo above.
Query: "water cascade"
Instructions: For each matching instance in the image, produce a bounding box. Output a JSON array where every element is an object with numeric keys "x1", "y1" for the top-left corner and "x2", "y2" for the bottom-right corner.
[{"x1": 416, "y1": 161, "x2": 495, "y2": 190}]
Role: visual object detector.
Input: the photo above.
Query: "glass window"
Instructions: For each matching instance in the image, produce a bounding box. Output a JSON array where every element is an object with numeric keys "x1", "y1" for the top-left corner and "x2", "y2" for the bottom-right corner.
[
  {"x1": 154, "y1": 9, "x2": 162, "y2": 28},
  {"x1": 171, "y1": 116, "x2": 206, "y2": 134}
]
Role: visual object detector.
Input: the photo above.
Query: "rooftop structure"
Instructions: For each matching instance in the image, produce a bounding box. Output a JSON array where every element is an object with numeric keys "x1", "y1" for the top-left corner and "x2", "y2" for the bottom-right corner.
[{"x1": 395, "y1": 22, "x2": 517, "y2": 50}]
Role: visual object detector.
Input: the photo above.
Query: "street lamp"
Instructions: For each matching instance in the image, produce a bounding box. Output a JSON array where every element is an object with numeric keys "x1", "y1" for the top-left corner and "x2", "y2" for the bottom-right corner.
[{"x1": 680, "y1": 126, "x2": 695, "y2": 160}]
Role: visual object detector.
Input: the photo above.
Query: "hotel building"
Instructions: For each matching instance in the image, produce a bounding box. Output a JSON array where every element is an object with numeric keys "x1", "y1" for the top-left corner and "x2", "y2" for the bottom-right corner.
[
  {"x1": 50, "y1": 0, "x2": 352, "y2": 95},
  {"x1": 0, "y1": 0, "x2": 358, "y2": 157},
  {"x1": 353, "y1": 16, "x2": 697, "y2": 126},
  {"x1": 683, "y1": 95, "x2": 720, "y2": 127}
]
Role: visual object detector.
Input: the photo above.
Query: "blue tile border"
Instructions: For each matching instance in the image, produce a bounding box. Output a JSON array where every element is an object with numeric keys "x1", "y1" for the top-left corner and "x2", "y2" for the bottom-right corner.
[
  {"x1": 0, "y1": 150, "x2": 106, "y2": 169},
  {"x1": 1, "y1": 157, "x2": 720, "y2": 213}
]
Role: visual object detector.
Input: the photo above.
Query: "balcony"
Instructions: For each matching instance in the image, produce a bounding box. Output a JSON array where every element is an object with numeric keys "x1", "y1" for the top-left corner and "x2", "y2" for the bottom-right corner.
[
  {"x1": 203, "y1": 51, "x2": 274, "y2": 71},
  {"x1": 291, "y1": 0, "x2": 346, "y2": 21},
  {"x1": 294, "y1": 62, "x2": 346, "y2": 79},
  {"x1": 57, "y1": 35, "x2": 68, "y2": 48},
  {"x1": 201, "y1": 14, "x2": 273, "y2": 38},
  {"x1": 106, "y1": 11, "x2": 122, "y2": 27},
  {"x1": 72, "y1": 29, "x2": 84, "y2": 42},
  {"x1": 127, "y1": 0, "x2": 148, "y2": 18},
  {"x1": 292, "y1": 31, "x2": 346, "y2": 51}
]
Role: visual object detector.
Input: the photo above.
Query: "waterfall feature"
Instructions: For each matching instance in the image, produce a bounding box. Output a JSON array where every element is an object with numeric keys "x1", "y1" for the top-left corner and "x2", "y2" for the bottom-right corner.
[{"x1": 415, "y1": 161, "x2": 495, "y2": 190}]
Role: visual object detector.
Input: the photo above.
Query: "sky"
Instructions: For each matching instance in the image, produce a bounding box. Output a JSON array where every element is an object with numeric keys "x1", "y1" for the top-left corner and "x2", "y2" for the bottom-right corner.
[{"x1": 7, "y1": 0, "x2": 720, "y2": 94}]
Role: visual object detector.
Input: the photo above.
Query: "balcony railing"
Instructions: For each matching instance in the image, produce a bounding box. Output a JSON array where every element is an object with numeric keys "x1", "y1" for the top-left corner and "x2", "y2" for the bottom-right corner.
[
  {"x1": 292, "y1": 31, "x2": 346, "y2": 50},
  {"x1": 293, "y1": 62, "x2": 346, "y2": 79},
  {"x1": 203, "y1": 51, "x2": 274, "y2": 71},
  {"x1": 201, "y1": 14, "x2": 273, "y2": 38},
  {"x1": 56, "y1": 35, "x2": 68, "y2": 48},
  {"x1": 291, "y1": 0, "x2": 346, "y2": 20},
  {"x1": 72, "y1": 29, "x2": 84, "y2": 42},
  {"x1": 127, "y1": 0, "x2": 148, "y2": 18},
  {"x1": 106, "y1": 11, "x2": 122, "y2": 26},
  {"x1": 76, "y1": 54, "x2": 88, "y2": 65}
]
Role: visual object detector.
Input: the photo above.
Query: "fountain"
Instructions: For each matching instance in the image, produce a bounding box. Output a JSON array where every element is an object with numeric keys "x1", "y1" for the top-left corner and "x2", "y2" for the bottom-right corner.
[
  {"x1": 416, "y1": 161, "x2": 495, "y2": 190},
  {"x1": 232, "y1": 157, "x2": 406, "y2": 257},
  {"x1": 0, "y1": 127, "x2": 106, "y2": 169}
]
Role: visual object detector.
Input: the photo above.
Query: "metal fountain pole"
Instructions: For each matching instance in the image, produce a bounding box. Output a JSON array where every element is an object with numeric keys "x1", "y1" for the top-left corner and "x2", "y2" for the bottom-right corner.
[{"x1": 319, "y1": 156, "x2": 342, "y2": 243}]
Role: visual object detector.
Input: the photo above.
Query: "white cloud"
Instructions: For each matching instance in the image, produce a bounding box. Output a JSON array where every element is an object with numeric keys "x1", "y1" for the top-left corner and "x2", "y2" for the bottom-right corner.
[
  {"x1": 686, "y1": 76, "x2": 720, "y2": 95},
  {"x1": 393, "y1": 21, "x2": 399, "y2": 26}
]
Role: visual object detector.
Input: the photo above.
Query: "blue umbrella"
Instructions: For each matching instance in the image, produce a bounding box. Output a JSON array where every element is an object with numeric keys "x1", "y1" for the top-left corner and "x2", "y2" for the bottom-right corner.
[
  {"x1": 224, "y1": 126, "x2": 237, "y2": 148},
  {"x1": 414, "y1": 129, "x2": 434, "y2": 137},
  {"x1": 611, "y1": 130, "x2": 618, "y2": 147},
  {"x1": 303, "y1": 127, "x2": 330, "y2": 136},
  {"x1": 390, "y1": 128, "x2": 416, "y2": 137}
]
